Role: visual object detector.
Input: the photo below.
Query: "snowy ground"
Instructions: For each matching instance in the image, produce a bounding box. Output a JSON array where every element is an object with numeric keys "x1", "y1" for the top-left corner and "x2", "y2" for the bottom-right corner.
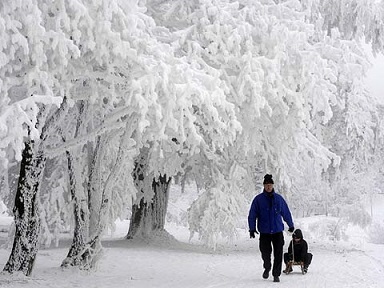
[
  {"x1": 0, "y1": 216, "x2": 384, "y2": 288},
  {"x1": 1, "y1": 188, "x2": 384, "y2": 288}
]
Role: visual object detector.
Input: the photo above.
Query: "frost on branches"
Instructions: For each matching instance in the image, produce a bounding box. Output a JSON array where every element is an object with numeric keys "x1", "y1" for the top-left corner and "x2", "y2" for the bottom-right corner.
[
  {"x1": 1, "y1": 0, "x2": 384, "y2": 275},
  {"x1": 148, "y1": 0, "x2": 384, "y2": 242}
]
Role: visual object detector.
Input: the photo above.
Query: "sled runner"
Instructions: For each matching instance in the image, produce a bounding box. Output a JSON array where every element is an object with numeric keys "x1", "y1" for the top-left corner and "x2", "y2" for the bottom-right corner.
[{"x1": 283, "y1": 260, "x2": 306, "y2": 275}]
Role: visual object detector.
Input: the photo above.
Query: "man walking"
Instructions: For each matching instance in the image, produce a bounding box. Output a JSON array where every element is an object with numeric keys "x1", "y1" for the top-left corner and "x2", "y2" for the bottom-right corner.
[{"x1": 248, "y1": 174, "x2": 294, "y2": 283}]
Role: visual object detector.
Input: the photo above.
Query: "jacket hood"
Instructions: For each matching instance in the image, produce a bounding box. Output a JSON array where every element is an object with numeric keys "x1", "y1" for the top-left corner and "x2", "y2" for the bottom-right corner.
[{"x1": 293, "y1": 229, "x2": 303, "y2": 239}]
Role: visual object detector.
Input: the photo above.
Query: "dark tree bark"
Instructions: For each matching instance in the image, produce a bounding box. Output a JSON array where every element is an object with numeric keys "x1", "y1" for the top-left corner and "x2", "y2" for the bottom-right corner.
[
  {"x1": 127, "y1": 164, "x2": 171, "y2": 239},
  {"x1": 3, "y1": 97, "x2": 68, "y2": 276},
  {"x1": 3, "y1": 141, "x2": 44, "y2": 276},
  {"x1": 150, "y1": 174, "x2": 171, "y2": 230}
]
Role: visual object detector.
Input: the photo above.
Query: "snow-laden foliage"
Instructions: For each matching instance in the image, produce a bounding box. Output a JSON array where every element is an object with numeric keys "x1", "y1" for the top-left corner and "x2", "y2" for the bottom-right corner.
[
  {"x1": 147, "y1": 0, "x2": 339, "y2": 189},
  {"x1": 301, "y1": 0, "x2": 384, "y2": 54},
  {"x1": 188, "y1": 159, "x2": 247, "y2": 248},
  {"x1": 0, "y1": 0, "x2": 68, "y2": 169},
  {"x1": 0, "y1": 0, "x2": 173, "y2": 272},
  {"x1": 2, "y1": 0, "x2": 243, "y2": 262},
  {"x1": 1, "y1": 0, "x2": 384, "y2": 261},
  {"x1": 145, "y1": 0, "x2": 382, "y2": 247}
]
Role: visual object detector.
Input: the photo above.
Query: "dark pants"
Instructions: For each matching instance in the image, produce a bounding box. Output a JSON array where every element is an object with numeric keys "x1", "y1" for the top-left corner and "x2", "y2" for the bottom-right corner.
[
  {"x1": 284, "y1": 252, "x2": 313, "y2": 268},
  {"x1": 259, "y1": 232, "x2": 284, "y2": 277}
]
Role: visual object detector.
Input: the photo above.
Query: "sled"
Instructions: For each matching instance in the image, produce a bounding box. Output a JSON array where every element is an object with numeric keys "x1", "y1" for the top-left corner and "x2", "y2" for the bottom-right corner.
[{"x1": 284, "y1": 260, "x2": 306, "y2": 275}]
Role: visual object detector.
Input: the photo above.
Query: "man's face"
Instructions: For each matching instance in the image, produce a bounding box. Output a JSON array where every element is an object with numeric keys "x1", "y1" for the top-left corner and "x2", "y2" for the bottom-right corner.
[{"x1": 264, "y1": 183, "x2": 273, "y2": 193}]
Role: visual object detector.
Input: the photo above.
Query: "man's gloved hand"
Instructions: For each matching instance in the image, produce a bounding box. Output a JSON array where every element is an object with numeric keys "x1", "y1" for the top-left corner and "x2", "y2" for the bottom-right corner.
[
  {"x1": 249, "y1": 230, "x2": 258, "y2": 238},
  {"x1": 288, "y1": 227, "x2": 295, "y2": 233}
]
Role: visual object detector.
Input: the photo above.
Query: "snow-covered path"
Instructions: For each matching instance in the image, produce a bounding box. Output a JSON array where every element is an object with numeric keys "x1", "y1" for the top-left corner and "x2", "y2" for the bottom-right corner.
[{"x1": 1, "y1": 231, "x2": 383, "y2": 288}]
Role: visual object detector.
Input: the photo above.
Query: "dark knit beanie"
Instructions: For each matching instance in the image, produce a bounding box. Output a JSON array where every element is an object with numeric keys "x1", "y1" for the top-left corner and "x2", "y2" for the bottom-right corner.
[
  {"x1": 293, "y1": 229, "x2": 303, "y2": 239},
  {"x1": 263, "y1": 174, "x2": 274, "y2": 184}
]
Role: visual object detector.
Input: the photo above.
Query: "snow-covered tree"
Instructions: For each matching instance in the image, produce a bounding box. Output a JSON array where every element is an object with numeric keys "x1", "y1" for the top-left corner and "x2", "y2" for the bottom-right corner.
[
  {"x1": 2, "y1": 0, "x2": 242, "y2": 272},
  {"x1": 2, "y1": 0, "x2": 384, "y2": 266},
  {"x1": 145, "y1": 0, "x2": 383, "y2": 244},
  {"x1": 1, "y1": 0, "x2": 158, "y2": 273},
  {"x1": 300, "y1": 0, "x2": 384, "y2": 52}
]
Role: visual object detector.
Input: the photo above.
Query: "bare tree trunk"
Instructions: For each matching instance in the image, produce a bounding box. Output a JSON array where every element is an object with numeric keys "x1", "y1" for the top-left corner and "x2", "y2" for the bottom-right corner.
[
  {"x1": 61, "y1": 150, "x2": 89, "y2": 267},
  {"x1": 88, "y1": 136, "x2": 106, "y2": 238},
  {"x1": 127, "y1": 172, "x2": 171, "y2": 239},
  {"x1": 61, "y1": 101, "x2": 100, "y2": 268},
  {"x1": 61, "y1": 101, "x2": 91, "y2": 268},
  {"x1": 79, "y1": 122, "x2": 136, "y2": 267},
  {"x1": 3, "y1": 141, "x2": 44, "y2": 276},
  {"x1": 63, "y1": 117, "x2": 136, "y2": 269},
  {"x1": 151, "y1": 174, "x2": 171, "y2": 230},
  {"x1": 3, "y1": 97, "x2": 68, "y2": 276}
]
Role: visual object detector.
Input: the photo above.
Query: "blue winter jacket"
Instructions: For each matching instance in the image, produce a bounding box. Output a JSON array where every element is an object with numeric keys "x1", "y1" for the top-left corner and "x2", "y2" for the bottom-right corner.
[{"x1": 248, "y1": 189, "x2": 294, "y2": 234}]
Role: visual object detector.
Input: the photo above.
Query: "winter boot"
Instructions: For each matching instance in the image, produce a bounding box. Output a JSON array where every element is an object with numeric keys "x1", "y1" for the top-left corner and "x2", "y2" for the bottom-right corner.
[
  {"x1": 283, "y1": 262, "x2": 293, "y2": 274},
  {"x1": 262, "y1": 269, "x2": 270, "y2": 279}
]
